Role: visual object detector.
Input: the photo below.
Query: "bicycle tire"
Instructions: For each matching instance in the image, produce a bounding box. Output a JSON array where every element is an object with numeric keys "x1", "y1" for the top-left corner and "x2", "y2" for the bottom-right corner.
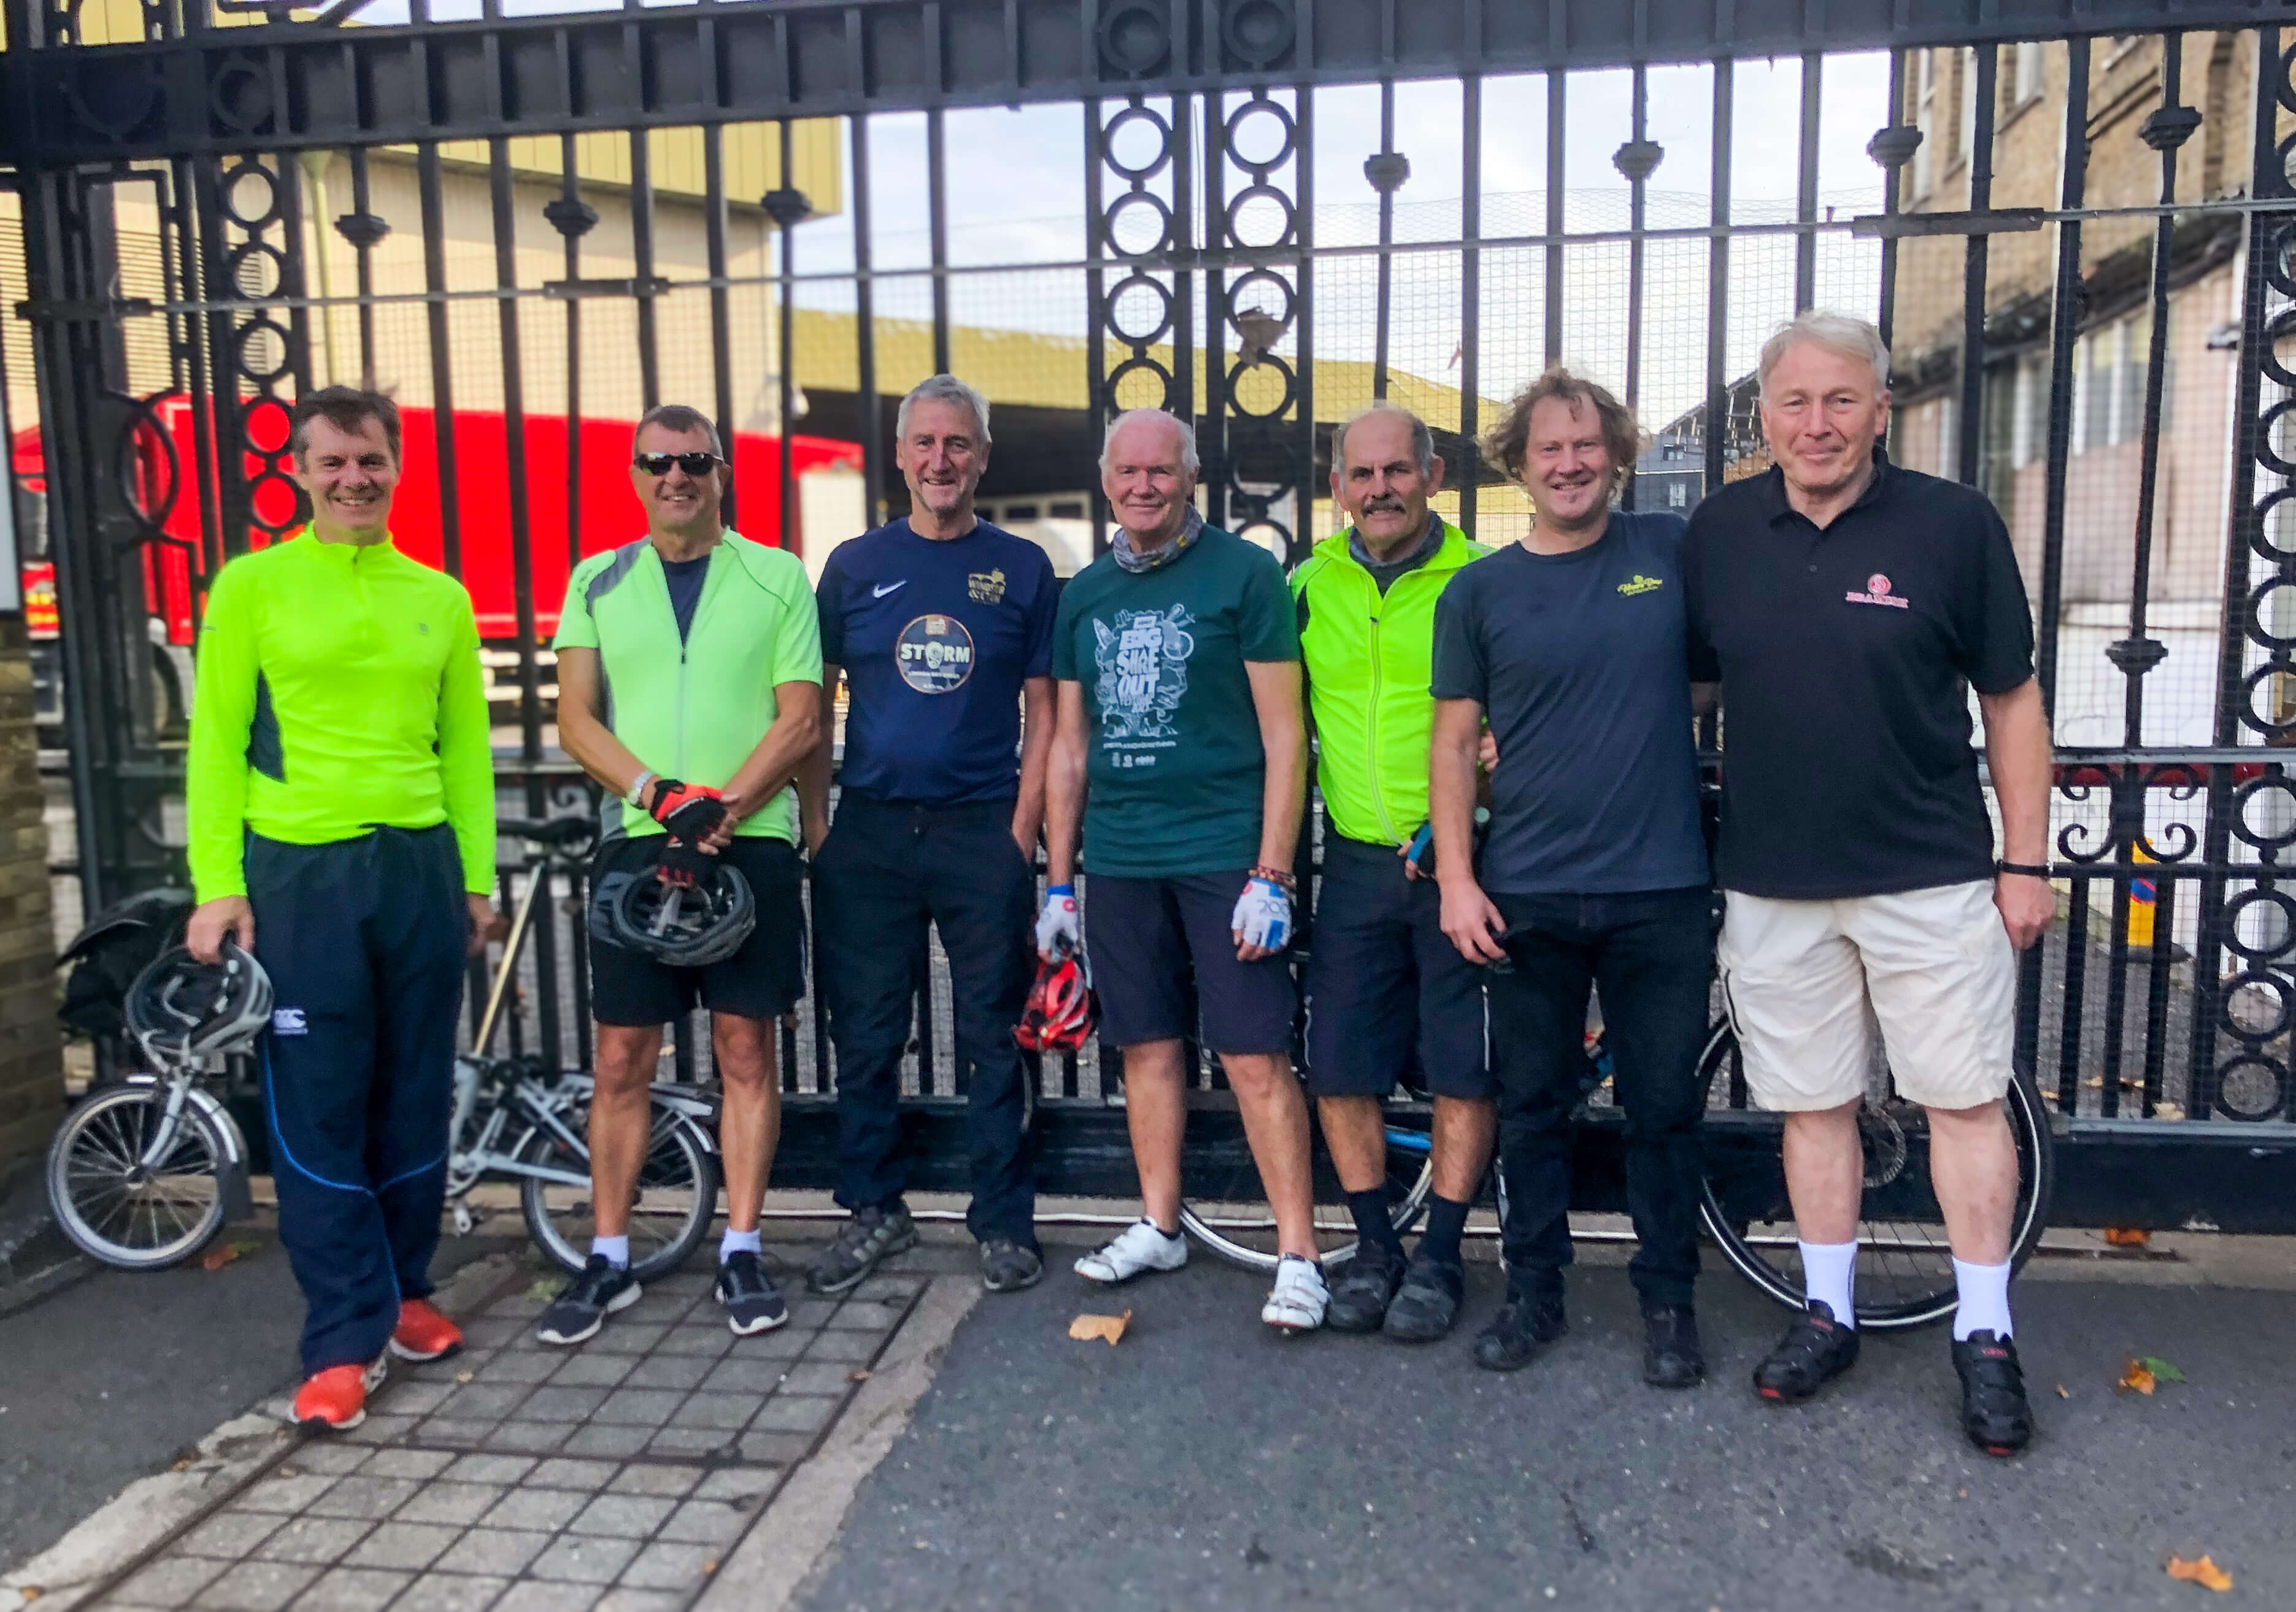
[
  {"x1": 47, "y1": 1082, "x2": 232, "y2": 1270},
  {"x1": 1178, "y1": 1099, "x2": 1436, "y2": 1274},
  {"x1": 1695, "y1": 1021, "x2": 2055, "y2": 1332},
  {"x1": 517, "y1": 1090, "x2": 720, "y2": 1281}
]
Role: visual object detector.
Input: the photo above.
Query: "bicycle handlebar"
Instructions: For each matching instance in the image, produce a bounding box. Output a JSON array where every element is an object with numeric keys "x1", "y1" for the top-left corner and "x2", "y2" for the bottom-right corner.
[{"x1": 499, "y1": 816, "x2": 595, "y2": 852}]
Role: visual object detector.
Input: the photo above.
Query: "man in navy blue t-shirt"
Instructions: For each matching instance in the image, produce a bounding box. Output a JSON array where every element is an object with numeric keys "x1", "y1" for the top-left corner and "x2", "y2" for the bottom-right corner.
[
  {"x1": 1430, "y1": 369, "x2": 1713, "y2": 1387},
  {"x1": 799, "y1": 375, "x2": 1059, "y2": 1297}
]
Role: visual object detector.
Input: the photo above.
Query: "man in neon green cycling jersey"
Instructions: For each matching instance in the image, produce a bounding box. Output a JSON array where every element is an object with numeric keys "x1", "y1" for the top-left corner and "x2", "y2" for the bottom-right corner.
[
  {"x1": 539, "y1": 404, "x2": 822, "y2": 1348},
  {"x1": 1292, "y1": 404, "x2": 1497, "y2": 1343},
  {"x1": 184, "y1": 387, "x2": 497, "y2": 1431}
]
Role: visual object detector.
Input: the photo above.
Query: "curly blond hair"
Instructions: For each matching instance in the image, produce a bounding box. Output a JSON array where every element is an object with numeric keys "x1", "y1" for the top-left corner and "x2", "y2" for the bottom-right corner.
[{"x1": 1481, "y1": 368, "x2": 1643, "y2": 492}]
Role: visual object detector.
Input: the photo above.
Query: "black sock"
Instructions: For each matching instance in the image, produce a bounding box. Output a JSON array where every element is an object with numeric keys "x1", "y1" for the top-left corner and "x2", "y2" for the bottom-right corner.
[
  {"x1": 1417, "y1": 1194, "x2": 1472, "y2": 1268},
  {"x1": 1144, "y1": 1217, "x2": 1182, "y2": 1240},
  {"x1": 1347, "y1": 1189, "x2": 1404, "y2": 1257}
]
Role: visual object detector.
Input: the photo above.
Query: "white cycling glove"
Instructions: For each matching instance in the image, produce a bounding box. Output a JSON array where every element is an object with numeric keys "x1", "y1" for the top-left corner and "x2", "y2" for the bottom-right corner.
[
  {"x1": 1231, "y1": 876, "x2": 1293, "y2": 951},
  {"x1": 1036, "y1": 885, "x2": 1081, "y2": 959}
]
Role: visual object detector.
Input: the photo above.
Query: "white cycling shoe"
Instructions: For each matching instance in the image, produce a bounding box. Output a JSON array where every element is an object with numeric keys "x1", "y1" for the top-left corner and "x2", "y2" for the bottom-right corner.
[
  {"x1": 1262, "y1": 1254, "x2": 1328, "y2": 1336},
  {"x1": 1074, "y1": 1218, "x2": 1189, "y2": 1284}
]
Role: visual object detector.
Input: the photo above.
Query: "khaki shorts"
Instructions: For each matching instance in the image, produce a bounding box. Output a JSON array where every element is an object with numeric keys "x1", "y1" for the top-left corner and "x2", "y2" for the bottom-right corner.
[{"x1": 1717, "y1": 879, "x2": 2015, "y2": 1113}]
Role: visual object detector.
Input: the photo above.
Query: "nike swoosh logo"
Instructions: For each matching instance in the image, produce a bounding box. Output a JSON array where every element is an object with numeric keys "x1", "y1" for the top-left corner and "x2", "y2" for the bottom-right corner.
[{"x1": 873, "y1": 580, "x2": 907, "y2": 598}]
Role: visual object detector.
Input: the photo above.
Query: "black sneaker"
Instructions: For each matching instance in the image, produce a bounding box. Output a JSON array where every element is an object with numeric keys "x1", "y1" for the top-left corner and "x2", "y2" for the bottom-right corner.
[
  {"x1": 535, "y1": 1255, "x2": 641, "y2": 1347},
  {"x1": 1471, "y1": 1286, "x2": 1567, "y2": 1372},
  {"x1": 1382, "y1": 1254, "x2": 1465, "y2": 1344},
  {"x1": 716, "y1": 1251, "x2": 788, "y2": 1336},
  {"x1": 1953, "y1": 1331, "x2": 2033, "y2": 1457},
  {"x1": 1752, "y1": 1301, "x2": 1860, "y2": 1403},
  {"x1": 806, "y1": 1206, "x2": 919, "y2": 1297},
  {"x1": 1640, "y1": 1300, "x2": 1706, "y2": 1389},
  {"x1": 980, "y1": 1239, "x2": 1044, "y2": 1293},
  {"x1": 1323, "y1": 1239, "x2": 1407, "y2": 1334}
]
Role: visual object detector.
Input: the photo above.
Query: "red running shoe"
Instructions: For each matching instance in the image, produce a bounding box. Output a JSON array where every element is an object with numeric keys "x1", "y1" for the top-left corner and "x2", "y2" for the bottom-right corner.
[
  {"x1": 390, "y1": 1298, "x2": 464, "y2": 1363},
  {"x1": 292, "y1": 1357, "x2": 387, "y2": 1432}
]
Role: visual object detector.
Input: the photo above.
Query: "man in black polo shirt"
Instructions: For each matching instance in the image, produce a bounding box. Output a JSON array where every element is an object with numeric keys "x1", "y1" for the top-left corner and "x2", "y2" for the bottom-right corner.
[
  {"x1": 1683, "y1": 312, "x2": 2056, "y2": 1456},
  {"x1": 801, "y1": 374, "x2": 1060, "y2": 1297}
]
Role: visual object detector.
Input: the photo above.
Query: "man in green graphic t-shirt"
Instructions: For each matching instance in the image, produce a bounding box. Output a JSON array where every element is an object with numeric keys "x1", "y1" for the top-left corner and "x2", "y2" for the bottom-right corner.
[{"x1": 1039, "y1": 407, "x2": 1325, "y2": 1335}]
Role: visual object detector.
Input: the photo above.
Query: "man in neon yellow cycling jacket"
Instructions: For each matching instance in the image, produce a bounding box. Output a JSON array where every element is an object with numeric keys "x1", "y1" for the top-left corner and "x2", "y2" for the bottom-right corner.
[
  {"x1": 184, "y1": 387, "x2": 498, "y2": 1431},
  {"x1": 1291, "y1": 403, "x2": 1496, "y2": 1343}
]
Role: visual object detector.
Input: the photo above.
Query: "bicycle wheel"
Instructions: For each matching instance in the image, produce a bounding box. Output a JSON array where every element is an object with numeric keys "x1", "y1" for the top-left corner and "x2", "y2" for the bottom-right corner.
[
  {"x1": 517, "y1": 1087, "x2": 720, "y2": 1281},
  {"x1": 1177, "y1": 1089, "x2": 1435, "y2": 1273},
  {"x1": 1696, "y1": 1022, "x2": 2055, "y2": 1331},
  {"x1": 47, "y1": 1082, "x2": 232, "y2": 1270}
]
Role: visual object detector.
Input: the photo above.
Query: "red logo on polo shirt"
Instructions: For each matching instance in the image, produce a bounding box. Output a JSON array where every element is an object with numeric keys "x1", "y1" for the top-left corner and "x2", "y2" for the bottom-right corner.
[{"x1": 1846, "y1": 572, "x2": 1910, "y2": 609}]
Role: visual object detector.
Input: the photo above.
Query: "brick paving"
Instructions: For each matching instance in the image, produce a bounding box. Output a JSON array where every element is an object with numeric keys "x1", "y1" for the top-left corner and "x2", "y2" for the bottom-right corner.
[{"x1": 91, "y1": 1250, "x2": 929, "y2": 1612}]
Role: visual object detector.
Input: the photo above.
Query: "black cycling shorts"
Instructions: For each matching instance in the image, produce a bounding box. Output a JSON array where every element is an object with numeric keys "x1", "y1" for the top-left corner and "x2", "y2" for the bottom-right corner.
[
  {"x1": 588, "y1": 834, "x2": 806, "y2": 1027},
  {"x1": 1302, "y1": 834, "x2": 1494, "y2": 1100}
]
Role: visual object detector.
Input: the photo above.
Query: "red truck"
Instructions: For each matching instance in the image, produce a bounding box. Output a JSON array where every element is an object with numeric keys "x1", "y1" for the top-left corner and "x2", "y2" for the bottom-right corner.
[{"x1": 18, "y1": 404, "x2": 861, "y2": 739}]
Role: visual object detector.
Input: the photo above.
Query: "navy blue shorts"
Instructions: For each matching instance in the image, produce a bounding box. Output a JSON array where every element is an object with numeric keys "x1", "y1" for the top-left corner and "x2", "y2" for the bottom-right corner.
[
  {"x1": 1083, "y1": 870, "x2": 1298, "y2": 1055},
  {"x1": 1302, "y1": 835, "x2": 1495, "y2": 1100}
]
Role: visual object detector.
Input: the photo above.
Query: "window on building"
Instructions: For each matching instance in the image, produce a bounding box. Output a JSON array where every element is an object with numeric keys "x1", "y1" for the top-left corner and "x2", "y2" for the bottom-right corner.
[
  {"x1": 1049, "y1": 500, "x2": 1086, "y2": 519},
  {"x1": 2011, "y1": 353, "x2": 2041, "y2": 470},
  {"x1": 1002, "y1": 503, "x2": 1040, "y2": 522},
  {"x1": 2013, "y1": 40, "x2": 2044, "y2": 106},
  {"x1": 1667, "y1": 482, "x2": 1689, "y2": 509},
  {"x1": 1957, "y1": 48, "x2": 1979, "y2": 168},
  {"x1": 2121, "y1": 309, "x2": 2154, "y2": 445},
  {"x1": 1937, "y1": 395, "x2": 1958, "y2": 479}
]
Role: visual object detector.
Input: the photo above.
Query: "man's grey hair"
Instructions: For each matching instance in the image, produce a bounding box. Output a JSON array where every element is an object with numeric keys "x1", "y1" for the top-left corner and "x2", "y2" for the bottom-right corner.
[
  {"x1": 633, "y1": 403, "x2": 724, "y2": 458},
  {"x1": 1335, "y1": 403, "x2": 1435, "y2": 476},
  {"x1": 1758, "y1": 311, "x2": 1892, "y2": 398},
  {"x1": 1099, "y1": 408, "x2": 1200, "y2": 476},
  {"x1": 896, "y1": 374, "x2": 992, "y2": 445}
]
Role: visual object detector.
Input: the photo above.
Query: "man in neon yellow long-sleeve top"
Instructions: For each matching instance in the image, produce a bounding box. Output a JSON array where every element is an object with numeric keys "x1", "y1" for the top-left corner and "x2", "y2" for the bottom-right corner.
[{"x1": 184, "y1": 387, "x2": 497, "y2": 1432}]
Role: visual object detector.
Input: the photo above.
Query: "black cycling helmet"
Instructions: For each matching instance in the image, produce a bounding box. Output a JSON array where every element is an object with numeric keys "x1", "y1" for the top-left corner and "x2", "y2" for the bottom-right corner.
[
  {"x1": 588, "y1": 854, "x2": 756, "y2": 968},
  {"x1": 125, "y1": 941, "x2": 274, "y2": 1065}
]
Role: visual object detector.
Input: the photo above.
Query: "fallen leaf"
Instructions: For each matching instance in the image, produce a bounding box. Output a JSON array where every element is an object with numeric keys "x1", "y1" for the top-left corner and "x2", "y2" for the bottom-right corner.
[
  {"x1": 199, "y1": 1238, "x2": 261, "y2": 1271},
  {"x1": 2119, "y1": 1359, "x2": 2157, "y2": 1395},
  {"x1": 1068, "y1": 1310, "x2": 1133, "y2": 1345},
  {"x1": 847, "y1": 1369, "x2": 871, "y2": 1383},
  {"x1": 453, "y1": 1371, "x2": 475, "y2": 1386},
  {"x1": 2155, "y1": 1101, "x2": 2186, "y2": 1120},
  {"x1": 21, "y1": 1586, "x2": 42, "y2": 1601},
  {"x1": 703, "y1": 1559, "x2": 718, "y2": 1575},
  {"x1": 170, "y1": 1458, "x2": 193, "y2": 1472},
  {"x1": 2055, "y1": 1384, "x2": 2070, "y2": 1399},
  {"x1": 527, "y1": 1278, "x2": 558, "y2": 1300},
  {"x1": 2167, "y1": 1555, "x2": 2234, "y2": 1592},
  {"x1": 2103, "y1": 1227, "x2": 2151, "y2": 1248},
  {"x1": 2138, "y1": 1355, "x2": 2186, "y2": 1383}
]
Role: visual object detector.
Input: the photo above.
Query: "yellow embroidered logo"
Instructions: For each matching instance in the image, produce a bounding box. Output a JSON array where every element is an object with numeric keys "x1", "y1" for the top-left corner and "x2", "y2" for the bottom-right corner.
[
  {"x1": 968, "y1": 568, "x2": 1007, "y2": 604},
  {"x1": 1617, "y1": 574, "x2": 1664, "y2": 596}
]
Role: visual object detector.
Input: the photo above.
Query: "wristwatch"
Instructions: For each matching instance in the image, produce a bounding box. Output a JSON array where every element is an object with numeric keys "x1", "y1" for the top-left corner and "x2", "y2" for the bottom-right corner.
[{"x1": 626, "y1": 770, "x2": 658, "y2": 809}]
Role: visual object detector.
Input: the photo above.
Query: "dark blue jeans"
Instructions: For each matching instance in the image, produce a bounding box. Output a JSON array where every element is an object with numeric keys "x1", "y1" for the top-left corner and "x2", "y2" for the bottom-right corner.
[
  {"x1": 1486, "y1": 887, "x2": 1713, "y2": 1307},
  {"x1": 813, "y1": 794, "x2": 1038, "y2": 1248}
]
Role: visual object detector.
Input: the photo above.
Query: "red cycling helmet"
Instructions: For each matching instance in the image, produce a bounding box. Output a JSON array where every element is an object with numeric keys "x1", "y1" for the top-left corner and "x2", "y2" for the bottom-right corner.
[{"x1": 1014, "y1": 952, "x2": 1097, "y2": 1054}]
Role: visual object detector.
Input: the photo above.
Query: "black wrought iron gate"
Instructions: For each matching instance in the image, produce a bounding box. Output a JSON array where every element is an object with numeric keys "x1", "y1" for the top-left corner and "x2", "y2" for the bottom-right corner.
[{"x1": 4, "y1": 0, "x2": 2294, "y2": 1227}]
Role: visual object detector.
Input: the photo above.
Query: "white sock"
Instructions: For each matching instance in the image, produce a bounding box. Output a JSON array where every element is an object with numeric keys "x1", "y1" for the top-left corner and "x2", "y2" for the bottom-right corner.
[
  {"x1": 1798, "y1": 1240, "x2": 1858, "y2": 1329},
  {"x1": 720, "y1": 1228, "x2": 762, "y2": 1264},
  {"x1": 591, "y1": 1234, "x2": 630, "y2": 1270},
  {"x1": 1951, "y1": 1258, "x2": 2014, "y2": 1341}
]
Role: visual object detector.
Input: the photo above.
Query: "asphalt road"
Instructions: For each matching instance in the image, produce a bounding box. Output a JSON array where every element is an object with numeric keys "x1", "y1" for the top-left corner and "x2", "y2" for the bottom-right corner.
[
  {"x1": 0, "y1": 1227, "x2": 496, "y2": 1572},
  {"x1": 796, "y1": 1255, "x2": 2296, "y2": 1612}
]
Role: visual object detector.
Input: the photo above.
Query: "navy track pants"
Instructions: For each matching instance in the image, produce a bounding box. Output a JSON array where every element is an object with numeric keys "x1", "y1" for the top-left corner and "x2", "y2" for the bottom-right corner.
[{"x1": 247, "y1": 823, "x2": 468, "y2": 1375}]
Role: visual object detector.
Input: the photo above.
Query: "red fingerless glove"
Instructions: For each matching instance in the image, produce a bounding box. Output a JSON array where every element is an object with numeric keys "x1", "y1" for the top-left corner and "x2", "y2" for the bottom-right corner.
[{"x1": 647, "y1": 779, "x2": 729, "y2": 844}]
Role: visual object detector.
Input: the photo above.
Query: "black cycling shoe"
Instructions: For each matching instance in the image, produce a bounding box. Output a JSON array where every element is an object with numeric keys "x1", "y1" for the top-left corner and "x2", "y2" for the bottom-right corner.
[
  {"x1": 806, "y1": 1206, "x2": 919, "y2": 1297},
  {"x1": 1952, "y1": 1330, "x2": 2034, "y2": 1457},
  {"x1": 1640, "y1": 1300, "x2": 1706, "y2": 1389},
  {"x1": 1383, "y1": 1254, "x2": 1465, "y2": 1344},
  {"x1": 1752, "y1": 1301, "x2": 1861, "y2": 1403},
  {"x1": 716, "y1": 1251, "x2": 789, "y2": 1336},
  {"x1": 1471, "y1": 1286, "x2": 1568, "y2": 1372},
  {"x1": 1323, "y1": 1240, "x2": 1408, "y2": 1333},
  {"x1": 979, "y1": 1239, "x2": 1044, "y2": 1294},
  {"x1": 535, "y1": 1255, "x2": 641, "y2": 1347}
]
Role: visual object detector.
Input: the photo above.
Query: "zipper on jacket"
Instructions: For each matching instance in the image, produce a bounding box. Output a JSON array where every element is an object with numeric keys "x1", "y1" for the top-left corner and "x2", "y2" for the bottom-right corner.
[{"x1": 1362, "y1": 565, "x2": 1401, "y2": 846}]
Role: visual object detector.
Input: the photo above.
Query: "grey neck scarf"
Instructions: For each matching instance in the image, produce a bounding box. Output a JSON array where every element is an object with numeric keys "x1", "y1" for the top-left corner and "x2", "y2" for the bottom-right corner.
[
  {"x1": 1348, "y1": 510, "x2": 1444, "y2": 593},
  {"x1": 1111, "y1": 506, "x2": 1204, "y2": 574}
]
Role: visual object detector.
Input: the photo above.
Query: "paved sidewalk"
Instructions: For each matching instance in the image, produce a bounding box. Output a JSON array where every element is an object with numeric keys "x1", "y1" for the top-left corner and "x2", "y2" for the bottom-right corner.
[{"x1": 60, "y1": 1246, "x2": 938, "y2": 1612}]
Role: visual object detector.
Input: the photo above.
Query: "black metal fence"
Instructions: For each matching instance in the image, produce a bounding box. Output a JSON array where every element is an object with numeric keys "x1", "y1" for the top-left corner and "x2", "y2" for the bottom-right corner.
[{"x1": 6, "y1": 0, "x2": 2296, "y2": 1224}]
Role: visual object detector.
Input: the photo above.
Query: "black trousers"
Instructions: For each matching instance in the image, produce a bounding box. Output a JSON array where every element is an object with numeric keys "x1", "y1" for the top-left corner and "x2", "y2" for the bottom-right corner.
[
  {"x1": 248, "y1": 824, "x2": 467, "y2": 1374},
  {"x1": 1485, "y1": 887, "x2": 1712, "y2": 1307},
  {"x1": 812, "y1": 794, "x2": 1038, "y2": 1246}
]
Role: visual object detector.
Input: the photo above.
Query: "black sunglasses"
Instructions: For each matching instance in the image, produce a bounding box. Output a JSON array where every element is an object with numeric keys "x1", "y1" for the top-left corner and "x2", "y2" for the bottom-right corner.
[{"x1": 633, "y1": 452, "x2": 723, "y2": 476}]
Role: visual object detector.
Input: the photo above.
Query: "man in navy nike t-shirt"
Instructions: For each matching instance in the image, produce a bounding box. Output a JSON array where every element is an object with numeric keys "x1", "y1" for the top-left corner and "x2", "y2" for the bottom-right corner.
[{"x1": 798, "y1": 374, "x2": 1059, "y2": 1298}]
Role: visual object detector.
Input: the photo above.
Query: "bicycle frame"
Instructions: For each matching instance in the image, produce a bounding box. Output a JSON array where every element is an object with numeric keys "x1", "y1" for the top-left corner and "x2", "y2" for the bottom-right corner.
[{"x1": 113, "y1": 1068, "x2": 253, "y2": 1222}]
